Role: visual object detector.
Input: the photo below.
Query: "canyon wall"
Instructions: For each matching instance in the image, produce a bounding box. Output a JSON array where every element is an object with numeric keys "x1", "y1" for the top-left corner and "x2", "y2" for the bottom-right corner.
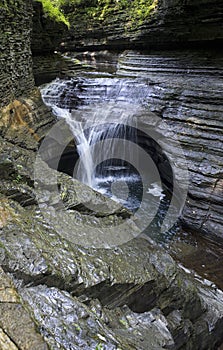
[
  {"x1": 57, "y1": 0, "x2": 223, "y2": 51},
  {"x1": 0, "y1": 0, "x2": 55, "y2": 148},
  {"x1": 32, "y1": 2, "x2": 66, "y2": 55},
  {"x1": 45, "y1": 0, "x2": 222, "y2": 242},
  {"x1": 1, "y1": 2, "x2": 223, "y2": 349},
  {"x1": 0, "y1": 0, "x2": 34, "y2": 108}
]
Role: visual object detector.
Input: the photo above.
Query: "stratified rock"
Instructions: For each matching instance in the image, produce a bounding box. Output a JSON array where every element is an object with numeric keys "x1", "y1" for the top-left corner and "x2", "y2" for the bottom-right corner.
[
  {"x1": 40, "y1": 50, "x2": 223, "y2": 242},
  {"x1": 32, "y1": 2, "x2": 66, "y2": 56},
  {"x1": 20, "y1": 285, "x2": 175, "y2": 350},
  {"x1": 59, "y1": 0, "x2": 223, "y2": 52},
  {"x1": 0, "y1": 267, "x2": 48, "y2": 350},
  {"x1": 1, "y1": 1, "x2": 223, "y2": 348},
  {"x1": 0, "y1": 90, "x2": 55, "y2": 149},
  {"x1": 0, "y1": 0, "x2": 34, "y2": 108},
  {"x1": 0, "y1": 174, "x2": 223, "y2": 348}
]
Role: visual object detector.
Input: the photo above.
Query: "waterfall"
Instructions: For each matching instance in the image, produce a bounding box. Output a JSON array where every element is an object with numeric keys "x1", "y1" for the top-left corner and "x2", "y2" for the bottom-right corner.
[
  {"x1": 40, "y1": 77, "x2": 164, "y2": 215},
  {"x1": 41, "y1": 76, "x2": 175, "y2": 223},
  {"x1": 51, "y1": 105, "x2": 95, "y2": 187},
  {"x1": 50, "y1": 103, "x2": 139, "y2": 194},
  {"x1": 39, "y1": 57, "x2": 190, "y2": 242}
]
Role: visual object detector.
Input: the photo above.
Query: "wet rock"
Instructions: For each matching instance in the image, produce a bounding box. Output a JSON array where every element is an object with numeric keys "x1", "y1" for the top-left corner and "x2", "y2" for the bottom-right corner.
[
  {"x1": 102, "y1": 304, "x2": 175, "y2": 349},
  {"x1": 0, "y1": 189, "x2": 223, "y2": 348},
  {"x1": 21, "y1": 285, "x2": 122, "y2": 350},
  {"x1": 0, "y1": 131, "x2": 223, "y2": 348},
  {"x1": 119, "y1": 51, "x2": 223, "y2": 241},
  {"x1": 0, "y1": 91, "x2": 55, "y2": 150},
  {"x1": 0, "y1": 267, "x2": 48, "y2": 350},
  {"x1": 42, "y1": 50, "x2": 223, "y2": 242},
  {"x1": 20, "y1": 285, "x2": 176, "y2": 350},
  {"x1": 1, "y1": 1, "x2": 223, "y2": 347},
  {"x1": 32, "y1": 54, "x2": 90, "y2": 86}
]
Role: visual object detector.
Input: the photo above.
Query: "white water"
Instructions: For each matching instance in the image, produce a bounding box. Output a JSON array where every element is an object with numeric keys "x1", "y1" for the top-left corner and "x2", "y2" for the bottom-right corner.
[
  {"x1": 52, "y1": 105, "x2": 95, "y2": 187},
  {"x1": 50, "y1": 103, "x2": 139, "y2": 190},
  {"x1": 40, "y1": 77, "x2": 150, "y2": 192},
  {"x1": 39, "y1": 64, "x2": 189, "y2": 242},
  {"x1": 40, "y1": 78, "x2": 165, "y2": 209}
]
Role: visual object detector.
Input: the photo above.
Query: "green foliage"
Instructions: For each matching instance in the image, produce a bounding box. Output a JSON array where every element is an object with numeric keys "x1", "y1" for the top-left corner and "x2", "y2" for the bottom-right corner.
[
  {"x1": 95, "y1": 343, "x2": 103, "y2": 350},
  {"x1": 36, "y1": 0, "x2": 158, "y2": 29},
  {"x1": 36, "y1": 0, "x2": 70, "y2": 27},
  {"x1": 67, "y1": 0, "x2": 158, "y2": 29},
  {"x1": 101, "y1": 0, "x2": 158, "y2": 24},
  {"x1": 129, "y1": 0, "x2": 158, "y2": 25}
]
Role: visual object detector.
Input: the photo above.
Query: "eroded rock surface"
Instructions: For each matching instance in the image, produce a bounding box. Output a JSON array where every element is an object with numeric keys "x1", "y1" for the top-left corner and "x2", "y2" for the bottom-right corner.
[
  {"x1": 0, "y1": 122, "x2": 222, "y2": 348},
  {"x1": 1, "y1": 187, "x2": 223, "y2": 349},
  {"x1": 0, "y1": 0, "x2": 34, "y2": 108},
  {"x1": 0, "y1": 267, "x2": 48, "y2": 350},
  {"x1": 39, "y1": 50, "x2": 223, "y2": 242},
  {"x1": 1, "y1": 0, "x2": 223, "y2": 348},
  {"x1": 58, "y1": 0, "x2": 223, "y2": 52}
]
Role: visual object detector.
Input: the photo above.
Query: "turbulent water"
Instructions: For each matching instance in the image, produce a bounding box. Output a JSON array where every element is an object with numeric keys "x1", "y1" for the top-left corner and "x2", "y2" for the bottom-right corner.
[
  {"x1": 40, "y1": 76, "x2": 178, "y2": 241},
  {"x1": 38, "y1": 50, "x2": 223, "y2": 289}
]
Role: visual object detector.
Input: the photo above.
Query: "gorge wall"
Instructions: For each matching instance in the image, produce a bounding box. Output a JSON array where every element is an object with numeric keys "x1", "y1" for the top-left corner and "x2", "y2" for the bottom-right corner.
[
  {"x1": 0, "y1": 0, "x2": 55, "y2": 148},
  {"x1": 32, "y1": 2, "x2": 66, "y2": 55},
  {"x1": 57, "y1": 0, "x2": 223, "y2": 51},
  {"x1": 31, "y1": 0, "x2": 223, "y2": 242},
  {"x1": 1, "y1": 1, "x2": 223, "y2": 349},
  {"x1": 56, "y1": 0, "x2": 223, "y2": 242},
  {"x1": 0, "y1": 0, "x2": 34, "y2": 108}
]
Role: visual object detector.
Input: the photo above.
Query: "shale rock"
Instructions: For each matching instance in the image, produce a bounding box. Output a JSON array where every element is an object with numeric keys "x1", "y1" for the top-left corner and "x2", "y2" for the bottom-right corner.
[
  {"x1": 0, "y1": 0, "x2": 34, "y2": 108},
  {"x1": 0, "y1": 267, "x2": 48, "y2": 350},
  {"x1": 58, "y1": 0, "x2": 223, "y2": 52},
  {"x1": 0, "y1": 128, "x2": 222, "y2": 348},
  {"x1": 1, "y1": 189, "x2": 223, "y2": 349},
  {"x1": 40, "y1": 50, "x2": 223, "y2": 242},
  {"x1": 1, "y1": 0, "x2": 223, "y2": 348},
  {"x1": 32, "y1": 2, "x2": 66, "y2": 55}
]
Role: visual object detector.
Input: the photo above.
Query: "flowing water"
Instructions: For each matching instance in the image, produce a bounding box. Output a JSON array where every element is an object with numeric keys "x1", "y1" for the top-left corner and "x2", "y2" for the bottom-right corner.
[
  {"x1": 39, "y1": 50, "x2": 223, "y2": 290},
  {"x1": 41, "y1": 77, "x2": 178, "y2": 242}
]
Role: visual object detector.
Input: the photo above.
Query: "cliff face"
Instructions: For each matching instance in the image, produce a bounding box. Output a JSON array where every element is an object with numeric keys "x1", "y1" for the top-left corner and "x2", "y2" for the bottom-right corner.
[
  {"x1": 0, "y1": 1, "x2": 34, "y2": 108},
  {"x1": 1, "y1": 2, "x2": 223, "y2": 349},
  {"x1": 31, "y1": 2, "x2": 66, "y2": 55},
  {"x1": 60, "y1": 0, "x2": 223, "y2": 51},
  {"x1": 50, "y1": 0, "x2": 223, "y2": 242},
  {"x1": 0, "y1": 1, "x2": 51, "y2": 348},
  {"x1": 0, "y1": 0, "x2": 55, "y2": 149}
]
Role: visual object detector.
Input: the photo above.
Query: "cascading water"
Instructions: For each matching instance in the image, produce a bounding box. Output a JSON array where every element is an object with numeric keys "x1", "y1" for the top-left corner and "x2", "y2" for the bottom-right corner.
[
  {"x1": 40, "y1": 76, "x2": 180, "y2": 241},
  {"x1": 50, "y1": 102, "x2": 140, "y2": 204},
  {"x1": 51, "y1": 105, "x2": 95, "y2": 187},
  {"x1": 36, "y1": 51, "x2": 223, "y2": 289},
  {"x1": 41, "y1": 78, "x2": 145, "y2": 193}
]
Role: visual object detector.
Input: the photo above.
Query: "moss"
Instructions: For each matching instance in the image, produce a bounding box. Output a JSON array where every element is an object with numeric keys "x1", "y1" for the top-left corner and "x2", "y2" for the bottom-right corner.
[
  {"x1": 35, "y1": 0, "x2": 70, "y2": 27},
  {"x1": 68, "y1": 0, "x2": 158, "y2": 30}
]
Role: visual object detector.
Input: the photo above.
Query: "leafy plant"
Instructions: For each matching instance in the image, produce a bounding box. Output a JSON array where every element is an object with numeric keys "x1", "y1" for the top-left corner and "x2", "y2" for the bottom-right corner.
[
  {"x1": 36, "y1": 0, "x2": 70, "y2": 26},
  {"x1": 35, "y1": 0, "x2": 158, "y2": 29},
  {"x1": 14, "y1": 174, "x2": 22, "y2": 183},
  {"x1": 68, "y1": 0, "x2": 158, "y2": 29}
]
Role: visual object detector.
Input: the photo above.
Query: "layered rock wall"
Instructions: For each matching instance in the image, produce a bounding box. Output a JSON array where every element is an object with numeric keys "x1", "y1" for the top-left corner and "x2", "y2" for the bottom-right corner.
[
  {"x1": 0, "y1": 0, "x2": 34, "y2": 108},
  {"x1": 59, "y1": 0, "x2": 223, "y2": 51},
  {"x1": 32, "y1": 2, "x2": 66, "y2": 55},
  {"x1": 1, "y1": 1, "x2": 223, "y2": 349},
  {"x1": 0, "y1": 0, "x2": 55, "y2": 149}
]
